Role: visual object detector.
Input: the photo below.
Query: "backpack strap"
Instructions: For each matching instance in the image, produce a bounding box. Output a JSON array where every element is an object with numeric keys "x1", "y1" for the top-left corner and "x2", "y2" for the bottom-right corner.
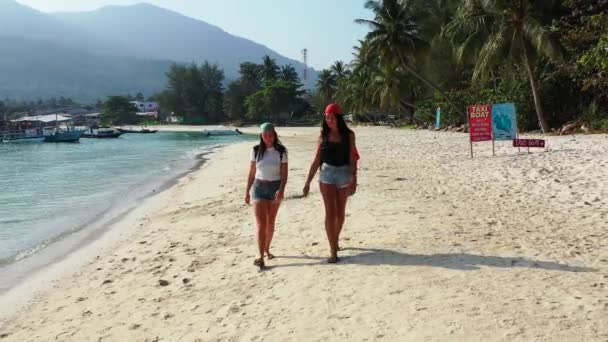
[{"x1": 253, "y1": 145, "x2": 260, "y2": 161}]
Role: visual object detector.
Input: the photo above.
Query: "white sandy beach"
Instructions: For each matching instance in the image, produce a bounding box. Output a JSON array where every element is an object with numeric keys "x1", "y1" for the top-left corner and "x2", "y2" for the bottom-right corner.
[{"x1": 1, "y1": 126, "x2": 607, "y2": 341}]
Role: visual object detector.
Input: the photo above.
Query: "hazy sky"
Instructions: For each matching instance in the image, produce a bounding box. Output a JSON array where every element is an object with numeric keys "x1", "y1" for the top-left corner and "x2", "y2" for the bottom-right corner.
[{"x1": 16, "y1": 0, "x2": 372, "y2": 70}]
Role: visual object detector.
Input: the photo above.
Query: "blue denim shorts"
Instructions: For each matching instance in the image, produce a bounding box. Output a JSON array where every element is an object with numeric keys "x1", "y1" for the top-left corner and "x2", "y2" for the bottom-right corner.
[
  {"x1": 251, "y1": 179, "x2": 281, "y2": 201},
  {"x1": 319, "y1": 163, "x2": 353, "y2": 188}
]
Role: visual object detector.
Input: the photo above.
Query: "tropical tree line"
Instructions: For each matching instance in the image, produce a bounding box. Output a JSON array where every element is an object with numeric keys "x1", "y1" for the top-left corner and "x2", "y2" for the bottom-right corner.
[
  {"x1": 317, "y1": 0, "x2": 608, "y2": 132},
  {"x1": 0, "y1": 92, "x2": 150, "y2": 119},
  {"x1": 154, "y1": 56, "x2": 311, "y2": 124},
  {"x1": 1, "y1": 55, "x2": 311, "y2": 126},
  {"x1": 1, "y1": 97, "x2": 81, "y2": 115}
]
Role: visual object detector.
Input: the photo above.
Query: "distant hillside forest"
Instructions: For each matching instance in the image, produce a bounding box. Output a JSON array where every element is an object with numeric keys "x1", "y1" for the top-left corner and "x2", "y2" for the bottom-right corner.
[
  {"x1": 1, "y1": 55, "x2": 314, "y2": 126},
  {"x1": 0, "y1": 36, "x2": 172, "y2": 103}
]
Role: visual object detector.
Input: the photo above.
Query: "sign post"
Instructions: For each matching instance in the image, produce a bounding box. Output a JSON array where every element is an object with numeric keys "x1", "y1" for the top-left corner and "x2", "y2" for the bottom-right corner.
[
  {"x1": 435, "y1": 107, "x2": 442, "y2": 129},
  {"x1": 491, "y1": 103, "x2": 517, "y2": 156},
  {"x1": 513, "y1": 139, "x2": 545, "y2": 153},
  {"x1": 468, "y1": 104, "x2": 493, "y2": 158},
  {"x1": 491, "y1": 103, "x2": 517, "y2": 141},
  {"x1": 435, "y1": 107, "x2": 442, "y2": 139}
]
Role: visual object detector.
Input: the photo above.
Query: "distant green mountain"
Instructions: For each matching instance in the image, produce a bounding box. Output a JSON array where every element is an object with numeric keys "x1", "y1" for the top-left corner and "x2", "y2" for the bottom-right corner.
[
  {"x1": 52, "y1": 3, "x2": 318, "y2": 84},
  {"x1": 0, "y1": 36, "x2": 171, "y2": 103},
  {"x1": 0, "y1": 0, "x2": 317, "y2": 102},
  {"x1": 0, "y1": 0, "x2": 132, "y2": 57}
]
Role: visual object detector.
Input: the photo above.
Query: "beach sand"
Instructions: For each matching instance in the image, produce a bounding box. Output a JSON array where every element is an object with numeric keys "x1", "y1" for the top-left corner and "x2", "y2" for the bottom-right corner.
[{"x1": 1, "y1": 127, "x2": 607, "y2": 341}]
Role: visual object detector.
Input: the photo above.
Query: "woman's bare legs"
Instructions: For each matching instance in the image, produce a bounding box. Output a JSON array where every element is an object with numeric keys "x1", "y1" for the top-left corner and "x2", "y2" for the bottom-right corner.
[
  {"x1": 253, "y1": 200, "x2": 270, "y2": 268},
  {"x1": 265, "y1": 200, "x2": 281, "y2": 259},
  {"x1": 335, "y1": 186, "x2": 350, "y2": 250},
  {"x1": 320, "y1": 183, "x2": 339, "y2": 262}
]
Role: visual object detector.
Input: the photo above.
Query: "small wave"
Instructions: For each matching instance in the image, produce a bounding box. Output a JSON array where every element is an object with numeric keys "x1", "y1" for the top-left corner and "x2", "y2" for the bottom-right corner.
[
  {"x1": 0, "y1": 256, "x2": 13, "y2": 267},
  {"x1": 14, "y1": 240, "x2": 51, "y2": 262},
  {"x1": 0, "y1": 218, "x2": 27, "y2": 225}
]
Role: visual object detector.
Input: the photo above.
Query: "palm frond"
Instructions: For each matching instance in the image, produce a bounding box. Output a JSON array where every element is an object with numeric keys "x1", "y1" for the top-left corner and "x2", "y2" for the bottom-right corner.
[
  {"x1": 473, "y1": 25, "x2": 510, "y2": 81},
  {"x1": 522, "y1": 15, "x2": 565, "y2": 62}
]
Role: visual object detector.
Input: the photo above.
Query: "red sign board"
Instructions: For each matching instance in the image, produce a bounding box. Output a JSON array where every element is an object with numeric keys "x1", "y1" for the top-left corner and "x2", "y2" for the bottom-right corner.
[
  {"x1": 513, "y1": 139, "x2": 545, "y2": 148},
  {"x1": 468, "y1": 105, "x2": 493, "y2": 142}
]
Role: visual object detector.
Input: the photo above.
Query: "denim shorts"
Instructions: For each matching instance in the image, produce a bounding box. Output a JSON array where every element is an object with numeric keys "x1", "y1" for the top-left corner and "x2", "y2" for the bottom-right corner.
[
  {"x1": 251, "y1": 179, "x2": 281, "y2": 201},
  {"x1": 319, "y1": 163, "x2": 353, "y2": 188}
]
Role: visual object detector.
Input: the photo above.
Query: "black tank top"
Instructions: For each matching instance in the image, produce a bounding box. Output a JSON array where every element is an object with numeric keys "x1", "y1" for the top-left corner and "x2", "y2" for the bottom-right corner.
[{"x1": 321, "y1": 134, "x2": 350, "y2": 167}]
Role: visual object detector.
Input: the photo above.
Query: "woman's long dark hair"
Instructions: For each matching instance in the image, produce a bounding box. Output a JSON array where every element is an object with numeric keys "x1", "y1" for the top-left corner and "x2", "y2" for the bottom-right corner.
[
  {"x1": 322, "y1": 114, "x2": 352, "y2": 139},
  {"x1": 255, "y1": 130, "x2": 286, "y2": 161},
  {"x1": 321, "y1": 114, "x2": 352, "y2": 162}
]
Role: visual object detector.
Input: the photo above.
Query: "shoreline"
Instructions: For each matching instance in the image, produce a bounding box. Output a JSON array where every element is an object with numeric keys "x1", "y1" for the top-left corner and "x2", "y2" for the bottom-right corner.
[
  {"x1": 1, "y1": 127, "x2": 606, "y2": 341},
  {"x1": 0, "y1": 143, "x2": 230, "y2": 319}
]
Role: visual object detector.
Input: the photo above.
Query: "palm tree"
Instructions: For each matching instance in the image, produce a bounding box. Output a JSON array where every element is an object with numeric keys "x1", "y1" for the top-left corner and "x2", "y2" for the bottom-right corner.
[
  {"x1": 331, "y1": 61, "x2": 351, "y2": 81},
  {"x1": 443, "y1": 0, "x2": 564, "y2": 132},
  {"x1": 338, "y1": 40, "x2": 380, "y2": 117},
  {"x1": 355, "y1": 0, "x2": 449, "y2": 100},
  {"x1": 238, "y1": 62, "x2": 262, "y2": 90},
  {"x1": 316, "y1": 69, "x2": 337, "y2": 106},
  {"x1": 280, "y1": 64, "x2": 300, "y2": 84},
  {"x1": 261, "y1": 55, "x2": 280, "y2": 82}
]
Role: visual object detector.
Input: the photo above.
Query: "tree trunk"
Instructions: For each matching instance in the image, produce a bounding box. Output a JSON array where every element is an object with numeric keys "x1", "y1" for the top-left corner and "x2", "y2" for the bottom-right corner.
[
  {"x1": 397, "y1": 53, "x2": 443, "y2": 98},
  {"x1": 521, "y1": 41, "x2": 550, "y2": 133},
  {"x1": 397, "y1": 52, "x2": 462, "y2": 121}
]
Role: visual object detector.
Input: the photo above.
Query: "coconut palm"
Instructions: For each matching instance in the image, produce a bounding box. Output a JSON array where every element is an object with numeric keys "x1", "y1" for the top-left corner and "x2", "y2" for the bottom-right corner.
[
  {"x1": 443, "y1": 0, "x2": 565, "y2": 132},
  {"x1": 238, "y1": 62, "x2": 262, "y2": 90},
  {"x1": 316, "y1": 69, "x2": 337, "y2": 106},
  {"x1": 355, "y1": 0, "x2": 449, "y2": 99},
  {"x1": 261, "y1": 55, "x2": 280, "y2": 82},
  {"x1": 331, "y1": 61, "x2": 351, "y2": 81},
  {"x1": 280, "y1": 64, "x2": 300, "y2": 84}
]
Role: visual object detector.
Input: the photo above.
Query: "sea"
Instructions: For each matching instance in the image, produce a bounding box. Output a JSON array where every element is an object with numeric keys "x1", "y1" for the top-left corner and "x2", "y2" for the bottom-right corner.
[{"x1": 0, "y1": 130, "x2": 252, "y2": 290}]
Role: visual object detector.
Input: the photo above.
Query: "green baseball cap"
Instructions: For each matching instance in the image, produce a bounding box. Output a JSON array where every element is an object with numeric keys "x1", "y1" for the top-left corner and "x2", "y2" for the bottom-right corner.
[{"x1": 260, "y1": 122, "x2": 274, "y2": 133}]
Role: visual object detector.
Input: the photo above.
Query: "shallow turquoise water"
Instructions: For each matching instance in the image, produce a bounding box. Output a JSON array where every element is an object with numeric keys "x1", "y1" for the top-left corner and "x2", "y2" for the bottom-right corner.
[{"x1": 0, "y1": 131, "x2": 252, "y2": 264}]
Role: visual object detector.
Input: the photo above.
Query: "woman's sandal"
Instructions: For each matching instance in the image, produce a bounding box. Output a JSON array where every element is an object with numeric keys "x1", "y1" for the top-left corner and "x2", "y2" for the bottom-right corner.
[
  {"x1": 327, "y1": 255, "x2": 339, "y2": 264},
  {"x1": 266, "y1": 253, "x2": 275, "y2": 260},
  {"x1": 254, "y1": 258, "x2": 266, "y2": 270}
]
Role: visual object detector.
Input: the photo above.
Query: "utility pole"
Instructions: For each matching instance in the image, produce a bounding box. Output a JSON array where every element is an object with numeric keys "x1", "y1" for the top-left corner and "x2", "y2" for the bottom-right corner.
[{"x1": 301, "y1": 48, "x2": 308, "y2": 82}]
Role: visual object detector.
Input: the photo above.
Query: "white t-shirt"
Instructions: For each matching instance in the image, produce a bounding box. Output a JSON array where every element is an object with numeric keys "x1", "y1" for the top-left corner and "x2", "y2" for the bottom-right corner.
[{"x1": 250, "y1": 146, "x2": 288, "y2": 181}]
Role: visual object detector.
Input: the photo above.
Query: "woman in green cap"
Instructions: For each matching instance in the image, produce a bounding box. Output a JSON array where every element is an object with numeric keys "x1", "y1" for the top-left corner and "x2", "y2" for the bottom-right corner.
[{"x1": 245, "y1": 122, "x2": 288, "y2": 270}]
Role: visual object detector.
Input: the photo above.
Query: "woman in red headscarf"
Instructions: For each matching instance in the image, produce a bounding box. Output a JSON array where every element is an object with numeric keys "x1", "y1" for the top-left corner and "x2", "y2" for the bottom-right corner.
[{"x1": 303, "y1": 103, "x2": 359, "y2": 263}]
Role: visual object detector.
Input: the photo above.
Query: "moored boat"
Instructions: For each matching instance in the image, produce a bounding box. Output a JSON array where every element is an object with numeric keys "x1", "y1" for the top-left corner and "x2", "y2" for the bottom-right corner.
[
  {"x1": 43, "y1": 128, "x2": 84, "y2": 143},
  {"x1": 117, "y1": 126, "x2": 158, "y2": 134},
  {"x1": 82, "y1": 127, "x2": 122, "y2": 138},
  {"x1": 202, "y1": 128, "x2": 242, "y2": 136}
]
